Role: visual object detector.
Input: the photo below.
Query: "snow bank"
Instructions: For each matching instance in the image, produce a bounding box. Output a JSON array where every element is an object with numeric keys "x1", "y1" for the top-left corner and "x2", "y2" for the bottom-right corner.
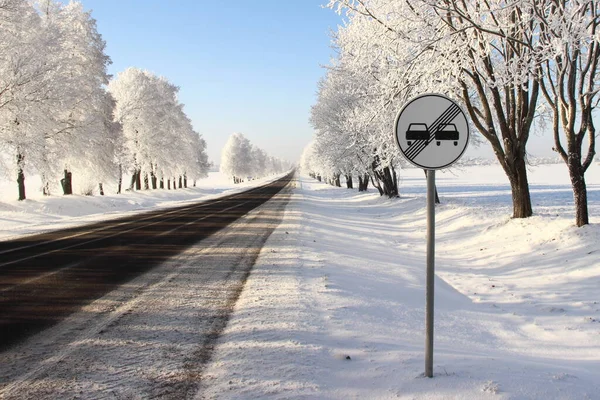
[
  {"x1": 0, "y1": 171, "x2": 285, "y2": 241},
  {"x1": 200, "y1": 163, "x2": 600, "y2": 399}
]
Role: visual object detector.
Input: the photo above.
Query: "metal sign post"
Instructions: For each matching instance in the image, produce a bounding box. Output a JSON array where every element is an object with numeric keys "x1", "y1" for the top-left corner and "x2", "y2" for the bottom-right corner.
[
  {"x1": 393, "y1": 94, "x2": 470, "y2": 378},
  {"x1": 425, "y1": 169, "x2": 435, "y2": 378}
]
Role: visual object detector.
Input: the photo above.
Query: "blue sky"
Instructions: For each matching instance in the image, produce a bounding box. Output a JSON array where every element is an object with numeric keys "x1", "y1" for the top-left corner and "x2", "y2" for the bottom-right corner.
[
  {"x1": 78, "y1": 1, "x2": 558, "y2": 166},
  {"x1": 79, "y1": 1, "x2": 343, "y2": 164}
]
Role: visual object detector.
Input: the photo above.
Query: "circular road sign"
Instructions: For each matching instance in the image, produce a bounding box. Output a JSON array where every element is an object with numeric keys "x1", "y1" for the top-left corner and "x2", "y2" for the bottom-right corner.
[{"x1": 394, "y1": 93, "x2": 470, "y2": 170}]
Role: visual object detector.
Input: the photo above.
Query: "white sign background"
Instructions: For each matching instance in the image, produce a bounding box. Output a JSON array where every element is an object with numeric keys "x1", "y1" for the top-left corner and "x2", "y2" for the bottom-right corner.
[{"x1": 394, "y1": 94, "x2": 470, "y2": 170}]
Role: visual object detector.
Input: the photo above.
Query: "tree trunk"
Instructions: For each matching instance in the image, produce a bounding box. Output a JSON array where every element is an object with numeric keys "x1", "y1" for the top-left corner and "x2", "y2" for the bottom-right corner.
[
  {"x1": 129, "y1": 171, "x2": 136, "y2": 191},
  {"x1": 316, "y1": 175, "x2": 322, "y2": 182},
  {"x1": 183, "y1": 174, "x2": 187, "y2": 188},
  {"x1": 178, "y1": 176, "x2": 182, "y2": 189},
  {"x1": 167, "y1": 179, "x2": 171, "y2": 190},
  {"x1": 358, "y1": 173, "x2": 370, "y2": 192},
  {"x1": 135, "y1": 170, "x2": 142, "y2": 191},
  {"x1": 193, "y1": 180, "x2": 196, "y2": 187},
  {"x1": 173, "y1": 178, "x2": 177, "y2": 189},
  {"x1": 61, "y1": 169, "x2": 73, "y2": 195},
  {"x1": 345, "y1": 175, "x2": 353, "y2": 189},
  {"x1": 98, "y1": 183, "x2": 104, "y2": 196},
  {"x1": 117, "y1": 164, "x2": 123, "y2": 194},
  {"x1": 334, "y1": 174, "x2": 341, "y2": 187},
  {"x1": 144, "y1": 173, "x2": 149, "y2": 190},
  {"x1": 151, "y1": 171, "x2": 157, "y2": 190},
  {"x1": 357, "y1": 176, "x2": 364, "y2": 191},
  {"x1": 17, "y1": 153, "x2": 26, "y2": 201},
  {"x1": 371, "y1": 175, "x2": 384, "y2": 196},
  {"x1": 380, "y1": 167, "x2": 398, "y2": 198},
  {"x1": 160, "y1": 178, "x2": 164, "y2": 189},
  {"x1": 567, "y1": 158, "x2": 589, "y2": 227},
  {"x1": 507, "y1": 158, "x2": 533, "y2": 218}
]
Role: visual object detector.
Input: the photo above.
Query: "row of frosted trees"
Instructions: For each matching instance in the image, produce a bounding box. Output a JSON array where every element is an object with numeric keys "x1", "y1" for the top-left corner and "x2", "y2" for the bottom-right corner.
[
  {"x1": 220, "y1": 133, "x2": 289, "y2": 183},
  {"x1": 308, "y1": 0, "x2": 599, "y2": 227},
  {"x1": 109, "y1": 68, "x2": 210, "y2": 193},
  {"x1": 0, "y1": 0, "x2": 209, "y2": 200}
]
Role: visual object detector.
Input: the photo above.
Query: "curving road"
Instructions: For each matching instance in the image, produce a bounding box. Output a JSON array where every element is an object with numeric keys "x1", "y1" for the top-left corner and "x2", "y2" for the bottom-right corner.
[{"x1": 0, "y1": 172, "x2": 293, "y2": 352}]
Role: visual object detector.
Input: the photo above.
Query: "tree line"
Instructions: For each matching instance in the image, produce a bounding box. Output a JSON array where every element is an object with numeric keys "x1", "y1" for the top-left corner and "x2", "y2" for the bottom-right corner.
[
  {"x1": 306, "y1": 0, "x2": 599, "y2": 227},
  {"x1": 0, "y1": 0, "x2": 210, "y2": 200},
  {"x1": 220, "y1": 132, "x2": 290, "y2": 183}
]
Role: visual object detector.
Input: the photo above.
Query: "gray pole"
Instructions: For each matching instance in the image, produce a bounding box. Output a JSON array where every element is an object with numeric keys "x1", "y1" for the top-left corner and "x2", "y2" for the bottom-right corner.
[{"x1": 425, "y1": 169, "x2": 435, "y2": 378}]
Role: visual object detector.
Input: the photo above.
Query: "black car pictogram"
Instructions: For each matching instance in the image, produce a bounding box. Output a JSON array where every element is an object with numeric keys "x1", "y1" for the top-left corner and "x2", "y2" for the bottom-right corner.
[
  {"x1": 435, "y1": 123, "x2": 459, "y2": 146},
  {"x1": 406, "y1": 123, "x2": 429, "y2": 145}
]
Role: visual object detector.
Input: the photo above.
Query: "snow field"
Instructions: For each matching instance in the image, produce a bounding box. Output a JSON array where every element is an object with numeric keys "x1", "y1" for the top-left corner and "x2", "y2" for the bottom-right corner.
[{"x1": 200, "y1": 163, "x2": 600, "y2": 399}]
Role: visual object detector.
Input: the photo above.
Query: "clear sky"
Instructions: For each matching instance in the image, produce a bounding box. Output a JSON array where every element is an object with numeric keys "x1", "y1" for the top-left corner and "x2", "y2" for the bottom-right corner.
[
  {"x1": 77, "y1": 1, "x2": 343, "y2": 165},
  {"x1": 77, "y1": 1, "x2": 559, "y2": 166}
]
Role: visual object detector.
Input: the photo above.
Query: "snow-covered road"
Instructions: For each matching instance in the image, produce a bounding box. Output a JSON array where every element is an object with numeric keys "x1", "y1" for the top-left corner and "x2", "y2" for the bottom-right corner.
[{"x1": 0, "y1": 187, "x2": 291, "y2": 399}]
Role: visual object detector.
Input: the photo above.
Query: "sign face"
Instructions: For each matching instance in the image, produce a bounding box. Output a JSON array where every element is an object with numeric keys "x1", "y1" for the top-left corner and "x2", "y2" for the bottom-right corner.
[{"x1": 394, "y1": 94, "x2": 470, "y2": 170}]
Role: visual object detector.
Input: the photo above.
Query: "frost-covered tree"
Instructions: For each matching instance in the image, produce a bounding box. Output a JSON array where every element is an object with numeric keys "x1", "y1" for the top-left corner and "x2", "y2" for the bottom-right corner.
[
  {"x1": 326, "y1": 0, "x2": 545, "y2": 214},
  {"x1": 310, "y1": 65, "x2": 390, "y2": 192},
  {"x1": 109, "y1": 68, "x2": 154, "y2": 190},
  {"x1": 0, "y1": 1, "x2": 208, "y2": 199},
  {"x1": 220, "y1": 133, "x2": 288, "y2": 183},
  {"x1": 534, "y1": 0, "x2": 599, "y2": 226},
  {"x1": 300, "y1": 141, "x2": 322, "y2": 181},
  {"x1": 108, "y1": 68, "x2": 209, "y2": 191},
  {"x1": 0, "y1": 0, "x2": 112, "y2": 199},
  {"x1": 250, "y1": 145, "x2": 268, "y2": 179},
  {"x1": 36, "y1": 0, "x2": 112, "y2": 196},
  {"x1": 0, "y1": 0, "x2": 54, "y2": 200},
  {"x1": 220, "y1": 132, "x2": 253, "y2": 183},
  {"x1": 187, "y1": 133, "x2": 210, "y2": 187}
]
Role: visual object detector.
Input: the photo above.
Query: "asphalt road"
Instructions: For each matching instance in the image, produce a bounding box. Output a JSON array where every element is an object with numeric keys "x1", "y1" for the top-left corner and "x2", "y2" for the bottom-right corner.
[{"x1": 0, "y1": 172, "x2": 293, "y2": 352}]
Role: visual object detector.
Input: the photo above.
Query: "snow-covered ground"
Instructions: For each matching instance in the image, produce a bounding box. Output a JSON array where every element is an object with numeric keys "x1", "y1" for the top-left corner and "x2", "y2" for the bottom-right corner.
[
  {"x1": 0, "y1": 172, "x2": 283, "y2": 240},
  {"x1": 2, "y1": 164, "x2": 599, "y2": 399},
  {"x1": 200, "y1": 163, "x2": 600, "y2": 399}
]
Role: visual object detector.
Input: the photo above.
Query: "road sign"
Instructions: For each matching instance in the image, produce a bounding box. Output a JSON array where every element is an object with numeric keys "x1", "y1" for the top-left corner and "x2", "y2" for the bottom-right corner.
[
  {"x1": 392, "y1": 93, "x2": 470, "y2": 378},
  {"x1": 394, "y1": 94, "x2": 469, "y2": 170}
]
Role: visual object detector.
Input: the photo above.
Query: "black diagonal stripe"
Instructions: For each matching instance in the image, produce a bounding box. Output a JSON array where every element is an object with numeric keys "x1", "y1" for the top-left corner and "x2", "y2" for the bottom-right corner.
[
  {"x1": 428, "y1": 104, "x2": 460, "y2": 135},
  {"x1": 407, "y1": 105, "x2": 460, "y2": 159},
  {"x1": 404, "y1": 104, "x2": 458, "y2": 159},
  {"x1": 405, "y1": 104, "x2": 461, "y2": 160}
]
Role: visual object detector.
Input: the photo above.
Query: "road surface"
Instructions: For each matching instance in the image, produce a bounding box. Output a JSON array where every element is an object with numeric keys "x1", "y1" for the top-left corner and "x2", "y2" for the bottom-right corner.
[{"x1": 0, "y1": 173, "x2": 292, "y2": 399}]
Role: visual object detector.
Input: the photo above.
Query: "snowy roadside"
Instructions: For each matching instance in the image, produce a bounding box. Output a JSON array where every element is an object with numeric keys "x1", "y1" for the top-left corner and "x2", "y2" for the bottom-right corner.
[
  {"x1": 0, "y1": 171, "x2": 287, "y2": 241},
  {"x1": 199, "y1": 164, "x2": 600, "y2": 399}
]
